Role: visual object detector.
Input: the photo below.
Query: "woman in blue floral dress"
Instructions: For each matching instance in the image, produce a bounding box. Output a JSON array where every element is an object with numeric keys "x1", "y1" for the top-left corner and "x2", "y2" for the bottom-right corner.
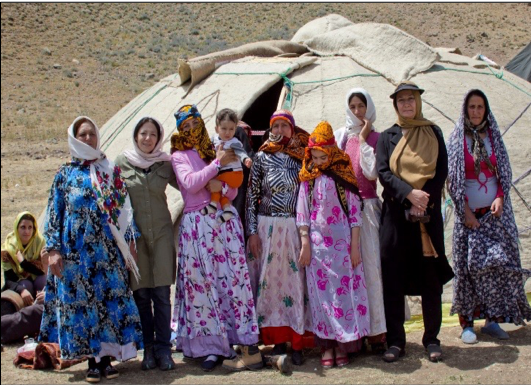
[{"x1": 39, "y1": 116, "x2": 143, "y2": 383}]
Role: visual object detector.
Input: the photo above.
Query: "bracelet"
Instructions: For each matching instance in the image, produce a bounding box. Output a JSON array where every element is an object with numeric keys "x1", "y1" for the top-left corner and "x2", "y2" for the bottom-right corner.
[{"x1": 299, "y1": 230, "x2": 309, "y2": 237}]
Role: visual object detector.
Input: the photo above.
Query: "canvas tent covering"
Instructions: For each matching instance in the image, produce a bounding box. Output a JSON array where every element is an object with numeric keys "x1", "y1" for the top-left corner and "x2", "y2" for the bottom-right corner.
[
  {"x1": 505, "y1": 42, "x2": 531, "y2": 83},
  {"x1": 98, "y1": 14, "x2": 531, "y2": 298}
]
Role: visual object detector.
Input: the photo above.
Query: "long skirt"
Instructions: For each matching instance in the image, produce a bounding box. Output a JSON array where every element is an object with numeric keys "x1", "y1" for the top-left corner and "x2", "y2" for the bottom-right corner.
[{"x1": 171, "y1": 210, "x2": 259, "y2": 358}]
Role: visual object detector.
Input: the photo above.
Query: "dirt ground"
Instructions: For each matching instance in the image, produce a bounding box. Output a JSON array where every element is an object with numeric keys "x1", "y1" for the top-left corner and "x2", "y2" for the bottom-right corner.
[{"x1": 1, "y1": 324, "x2": 530, "y2": 384}]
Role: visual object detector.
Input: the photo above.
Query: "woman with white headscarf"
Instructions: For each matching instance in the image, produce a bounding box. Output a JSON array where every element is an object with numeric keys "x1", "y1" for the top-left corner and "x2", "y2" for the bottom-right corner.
[
  {"x1": 334, "y1": 88, "x2": 387, "y2": 353},
  {"x1": 39, "y1": 116, "x2": 143, "y2": 383},
  {"x1": 115, "y1": 117, "x2": 178, "y2": 371}
]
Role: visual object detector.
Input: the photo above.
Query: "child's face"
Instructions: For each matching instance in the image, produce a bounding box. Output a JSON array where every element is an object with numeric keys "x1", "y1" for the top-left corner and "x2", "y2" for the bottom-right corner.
[
  {"x1": 311, "y1": 149, "x2": 329, "y2": 167},
  {"x1": 216, "y1": 119, "x2": 237, "y2": 141}
]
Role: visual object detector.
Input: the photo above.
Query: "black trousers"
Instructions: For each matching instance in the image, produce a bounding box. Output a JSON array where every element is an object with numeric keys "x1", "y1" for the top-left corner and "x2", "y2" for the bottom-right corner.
[
  {"x1": 1, "y1": 303, "x2": 43, "y2": 344},
  {"x1": 133, "y1": 286, "x2": 172, "y2": 357},
  {"x1": 382, "y1": 257, "x2": 443, "y2": 349}
]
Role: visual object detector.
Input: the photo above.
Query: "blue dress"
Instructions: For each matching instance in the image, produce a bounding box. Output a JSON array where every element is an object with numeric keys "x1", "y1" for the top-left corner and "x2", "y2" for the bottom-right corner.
[{"x1": 39, "y1": 161, "x2": 143, "y2": 360}]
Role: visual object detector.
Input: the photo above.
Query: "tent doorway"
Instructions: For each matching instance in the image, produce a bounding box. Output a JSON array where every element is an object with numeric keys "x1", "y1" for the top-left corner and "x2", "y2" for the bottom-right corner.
[{"x1": 241, "y1": 79, "x2": 284, "y2": 153}]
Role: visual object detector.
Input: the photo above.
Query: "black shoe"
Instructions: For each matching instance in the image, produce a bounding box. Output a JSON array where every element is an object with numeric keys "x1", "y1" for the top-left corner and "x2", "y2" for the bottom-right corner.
[
  {"x1": 86, "y1": 368, "x2": 101, "y2": 383},
  {"x1": 157, "y1": 354, "x2": 176, "y2": 371},
  {"x1": 271, "y1": 343, "x2": 287, "y2": 355},
  {"x1": 201, "y1": 355, "x2": 221, "y2": 372},
  {"x1": 142, "y1": 346, "x2": 157, "y2": 371},
  {"x1": 101, "y1": 364, "x2": 119, "y2": 379},
  {"x1": 291, "y1": 350, "x2": 304, "y2": 366}
]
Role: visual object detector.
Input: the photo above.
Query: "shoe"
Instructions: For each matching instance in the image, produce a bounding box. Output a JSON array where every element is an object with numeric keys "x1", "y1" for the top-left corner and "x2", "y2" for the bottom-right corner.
[
  {"x1": 201, "y1": 355, "x2": 221, "y2": 372},
  {"x1": 85, "y1": 368, "x2": 101, "y2": 383},
  {"x1": 335, "y1": 351, "x2": 349, "y2": 367},
  {"x1": 157, "y1": 354, "x2": 176, "y2": 371},
  {"x1": 271, "y1": 343, "x2": 287, "y2": 356},
  {"x1": 461, "y1": 327, "x2": 477, "y2": 344},
  {"x1": 218, "y1": 210, "x2": 234, "y2": 223},
  {"x1": 222, "y1": 345, "x2": 264, "y2": 371},
  {"x1": 481, "y1": 323, "x2": 509, "y2": 340},
  {"x1": 101, "y1": 364, "x2": 119, "y2": 379},
  {"x1": 141, "y1": 345, "x2": 157, "y2": 371},
  {"x1": 320, "y1": 349, "x2": 334, "y2": 369},
  {"x1": 382, "y1": 346, "x2": 405, "y2": 363},
  {"x1": 291, "y1": 349, "x2": 304, "y2": 366},
  {"x1": 426, "y1": 344, "x2": 442, "y2": 363},
  {"x1": 201, "y1": 203, "x2": 217, "y2": 215},
  {"x1": 264, "y1": 354, "x2": 291, "y2": 374}
]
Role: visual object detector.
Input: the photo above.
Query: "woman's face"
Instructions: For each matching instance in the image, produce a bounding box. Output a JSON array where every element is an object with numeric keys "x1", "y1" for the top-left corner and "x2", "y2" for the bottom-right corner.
[
  {"x1": 349, "y1": 96, "x2": 367, "y2": 121},
  {"x1": 17, "y1": 219, "x2": 34, "y2": 246},
  {"x1": 311, "y1": 149, "x2": 329, "y2": 167},
  {"x1": 76, "y1": 122, "x2": 98, "y2": 149},
  {"x1": 396, "y1": 90, "x2": 417, "y2": 120},
  {"x1": 135, "y1": 122, "x2": 159, "y2": 153},
  {"x1": 271, "y1": 119, "x2": 292, "y2": 139},
  {"x1": 467, "y1": 95, "x2": 486, "y2": 126},
  {"x1": 180, "y1": 118, "x2": 200, "y2": 132},
  {"x1": 216, "y1": 119, "x2": 237, "y2": 142}
]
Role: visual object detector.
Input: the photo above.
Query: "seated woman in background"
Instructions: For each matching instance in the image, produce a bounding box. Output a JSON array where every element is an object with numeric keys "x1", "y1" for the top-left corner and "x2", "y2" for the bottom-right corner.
[
  {"x1": 1, "y1": 211, "x2": 47, "y2": 307},
  {"x1": 447, "y1": 89, "x2": 531, "y2": 344}
]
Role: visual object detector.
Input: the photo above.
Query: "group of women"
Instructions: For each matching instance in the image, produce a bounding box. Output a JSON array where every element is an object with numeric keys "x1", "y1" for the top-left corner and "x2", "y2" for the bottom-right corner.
[{"x1": 2, "y1": 81, "x2": 530, "y2": 382}]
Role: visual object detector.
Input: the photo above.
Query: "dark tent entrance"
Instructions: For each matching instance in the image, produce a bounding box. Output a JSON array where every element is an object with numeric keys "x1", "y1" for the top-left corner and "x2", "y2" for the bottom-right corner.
[{"x1": 505, "y1": 42, "x2": 531, "y2": 82}]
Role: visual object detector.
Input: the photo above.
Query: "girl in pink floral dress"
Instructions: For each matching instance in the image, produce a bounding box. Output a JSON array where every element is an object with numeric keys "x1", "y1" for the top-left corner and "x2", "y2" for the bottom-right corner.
[{"x1": 297, "y1": 121, "x2": 370, "y2": 368}]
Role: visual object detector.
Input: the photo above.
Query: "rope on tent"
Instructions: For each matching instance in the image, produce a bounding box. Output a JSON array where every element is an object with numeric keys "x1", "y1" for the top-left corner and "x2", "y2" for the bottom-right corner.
[
  {"x1": 101, "y1": 84, "x2": 169, "y2": 151},
  {"x1": 501, "y1": 102, "x2": 530, "y2": 137},
  {"x1": 513, "y1": 167, "x2": 531, "y2": 186},
  {"x1": 512, "y1": 183, "x2": 531, "y2": 213},
  {"x1": 423, "y1": 100, "x2": 456, "y2": 125}
]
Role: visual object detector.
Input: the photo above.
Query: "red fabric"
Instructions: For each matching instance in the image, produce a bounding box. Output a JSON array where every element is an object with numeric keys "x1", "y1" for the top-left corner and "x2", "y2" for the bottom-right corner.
[
  {"x1": 13, "y1": 342, "x2": 86, "y2": 370},
  {"x1": 260, "y1": 326, "x2": 315, "y2": 350}
]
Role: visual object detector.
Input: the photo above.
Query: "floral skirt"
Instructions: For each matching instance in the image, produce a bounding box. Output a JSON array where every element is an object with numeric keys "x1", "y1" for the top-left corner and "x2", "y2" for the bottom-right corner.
[{"x1": 171, "y1": 210, "x2": 259, "y2": 358}]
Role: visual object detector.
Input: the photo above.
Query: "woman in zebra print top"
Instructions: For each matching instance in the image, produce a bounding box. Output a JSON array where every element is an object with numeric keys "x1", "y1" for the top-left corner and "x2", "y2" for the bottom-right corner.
[{"x1": 245, "y1": 110, "x2": 313, "y2": 366}]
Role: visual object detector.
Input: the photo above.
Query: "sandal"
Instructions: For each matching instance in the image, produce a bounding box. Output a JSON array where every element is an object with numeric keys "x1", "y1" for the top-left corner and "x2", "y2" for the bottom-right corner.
[
  {"x1": 320, "y1": 349, "x2": 334, "y2": 369},
  {"x1": 426, "y1": 344, "x2": 442, "y2": 362},
  {"x1": 382, "y1": 346, "x2": 405, "y2": 363},
  {"x1": 335, "y1": 351, "x2": 349, "y2": 367}
]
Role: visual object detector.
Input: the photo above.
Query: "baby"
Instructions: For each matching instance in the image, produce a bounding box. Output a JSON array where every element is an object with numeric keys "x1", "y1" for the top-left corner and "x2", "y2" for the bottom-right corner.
[{"x1": 203, "y1": 108, "x2": 252, "y2": 222}]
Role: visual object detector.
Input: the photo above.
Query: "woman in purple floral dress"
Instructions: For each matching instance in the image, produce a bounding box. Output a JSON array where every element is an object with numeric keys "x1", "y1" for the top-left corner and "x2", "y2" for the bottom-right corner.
[
  {"x1": 169, "y1": 105, "x2": 262, "y2": 372},
  {"x1": 297, "y1": 122, "x2": 370, "y2": 368}
]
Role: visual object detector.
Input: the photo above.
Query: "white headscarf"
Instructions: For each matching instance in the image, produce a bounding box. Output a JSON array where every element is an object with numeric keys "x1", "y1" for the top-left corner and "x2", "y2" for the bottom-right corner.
[
  {"x1": 345, "y1": 87, "x2": 377, "y2": 136},
  {"x1": 68, "y1": 116, "x2": 140, "y2": 282},
  {"x1": 123, "y1": 116, "x2": 171, "y2": 169}
]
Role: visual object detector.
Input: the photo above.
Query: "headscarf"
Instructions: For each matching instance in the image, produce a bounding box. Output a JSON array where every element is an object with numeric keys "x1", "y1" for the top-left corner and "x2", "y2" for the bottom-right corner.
[
  {"x1": 123, "y1": 116, "x2": 171, "y2": 169},
  {"x1": 300, "y1": 122, "x2": 360, "y2": 193},
  {"x1": 170, "y1": 104, "x2": 216, "y2": 162},
  {"x1": 345, "y1": 88, "x2": 377, "y2": 137},
  {"x1": 258, "y1": 109, "x2": 309, "y2": 162},
  {"x1": 447, "y1": 89, "x2": 512, "y2": 220},
  {"x1": 389, "y1": 81, "x2": 438, "y2": 190},
  {"x1": 462, "y1": 91, "x2": 496, "y2": 177},
  {"x1": 68, "y1": 116, "x2": 140, "y2": 282},
  {"x1": 1, "y1": 212, "x2": 45, "y2": 280}
]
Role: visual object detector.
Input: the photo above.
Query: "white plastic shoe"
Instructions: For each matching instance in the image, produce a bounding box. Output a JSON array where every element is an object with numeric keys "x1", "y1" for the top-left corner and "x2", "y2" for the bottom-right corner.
[{"x1": 461, "y1": 327, "x2": 477, "y2": 344}]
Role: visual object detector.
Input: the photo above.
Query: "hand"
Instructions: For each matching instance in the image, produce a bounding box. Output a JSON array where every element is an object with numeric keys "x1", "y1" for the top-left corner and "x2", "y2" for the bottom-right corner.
[
  {"x1": 129, "y1": 242, "x2": 138, "y2": 265},
  {"x1": 35, "y1": 290, "x2": 45, "y2": 305},
  {"x1": 409, "y1": 206, "x2": 425, "y2": 217},
  {"x1": 244, "y1": 158, "x2": 253, "y2": 169},
  {"x1": 216, "y1": 145, "x2": 238, "y2": 167},
  {"x1": 207, "y1": 179, "x2": 222, "y2": 193},
  {"x1": 406, "y1": 189, "x2": 430, "y2": 211},
  {"x1": 40, "y1": 248, "x2": 50, "y2": 272},
  {"x1": 16, "y1": 250, "x2": 24, "y2": 264},
  {"x1": 360, "y1": 118, "x2": 372, "y2": 142},
  {"x1": 491, "y1": 196, "x2": 503, "y2": 218},
  {"x1": 464, "y1": 203, "x2": 480, "y2": 230},
  {"x1": 248, "y1": 234, "x2": 262, "y2": 260},
  {"x1": 20, "y1": 289, "x2": 34, "y2": 307},
  {"x1": 298, "y1": 239, "x2": 311, "y2": 268},
  {"x1": 48, "y1": 250, "x2": 64, "y2": 278},
  {"x1": 350, "y1": 246, "x2": 362, "y2": 268}
]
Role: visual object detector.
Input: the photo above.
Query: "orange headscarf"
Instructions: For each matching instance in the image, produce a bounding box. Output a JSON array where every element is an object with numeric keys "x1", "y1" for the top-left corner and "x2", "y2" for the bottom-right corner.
[
  {"x1": 299, "y1": 121, "x2": 359, "y2": 191},
  {"x1": 258, "y1": 110, "x2": 309, "y2": 162}
]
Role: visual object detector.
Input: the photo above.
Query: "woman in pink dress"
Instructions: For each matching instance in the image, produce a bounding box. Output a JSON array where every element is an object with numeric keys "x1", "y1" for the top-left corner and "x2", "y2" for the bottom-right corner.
[{"x1": 297, "y1": 121, "x2": 370, "y2": 368}]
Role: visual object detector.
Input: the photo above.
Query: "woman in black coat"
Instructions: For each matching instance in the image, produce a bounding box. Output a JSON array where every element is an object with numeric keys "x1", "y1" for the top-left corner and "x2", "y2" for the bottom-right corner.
[{"x1": 376, "y1": 81, "x2": 454, "y2": 363}]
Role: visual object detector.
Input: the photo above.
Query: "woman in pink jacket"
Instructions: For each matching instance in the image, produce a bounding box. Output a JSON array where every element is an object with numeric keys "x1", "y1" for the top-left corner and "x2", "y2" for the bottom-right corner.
[{"x1": 169, "y1": 105, "x2": 262, "y2": 372}]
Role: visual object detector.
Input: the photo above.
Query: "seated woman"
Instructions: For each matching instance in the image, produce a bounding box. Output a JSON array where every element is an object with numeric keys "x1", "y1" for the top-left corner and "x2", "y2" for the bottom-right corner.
[
  {"x1": 1, "y1": 212, "x2": 47, "y2": 307},
  {"x1": 447, "y1": 89, "x2": 531, "y2": 344}
]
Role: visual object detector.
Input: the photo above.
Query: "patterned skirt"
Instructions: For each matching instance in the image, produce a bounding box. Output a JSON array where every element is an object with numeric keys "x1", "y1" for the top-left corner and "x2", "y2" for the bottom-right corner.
[{"x1": 171, "y1": 210, "x2": 259, "y2": 358}]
